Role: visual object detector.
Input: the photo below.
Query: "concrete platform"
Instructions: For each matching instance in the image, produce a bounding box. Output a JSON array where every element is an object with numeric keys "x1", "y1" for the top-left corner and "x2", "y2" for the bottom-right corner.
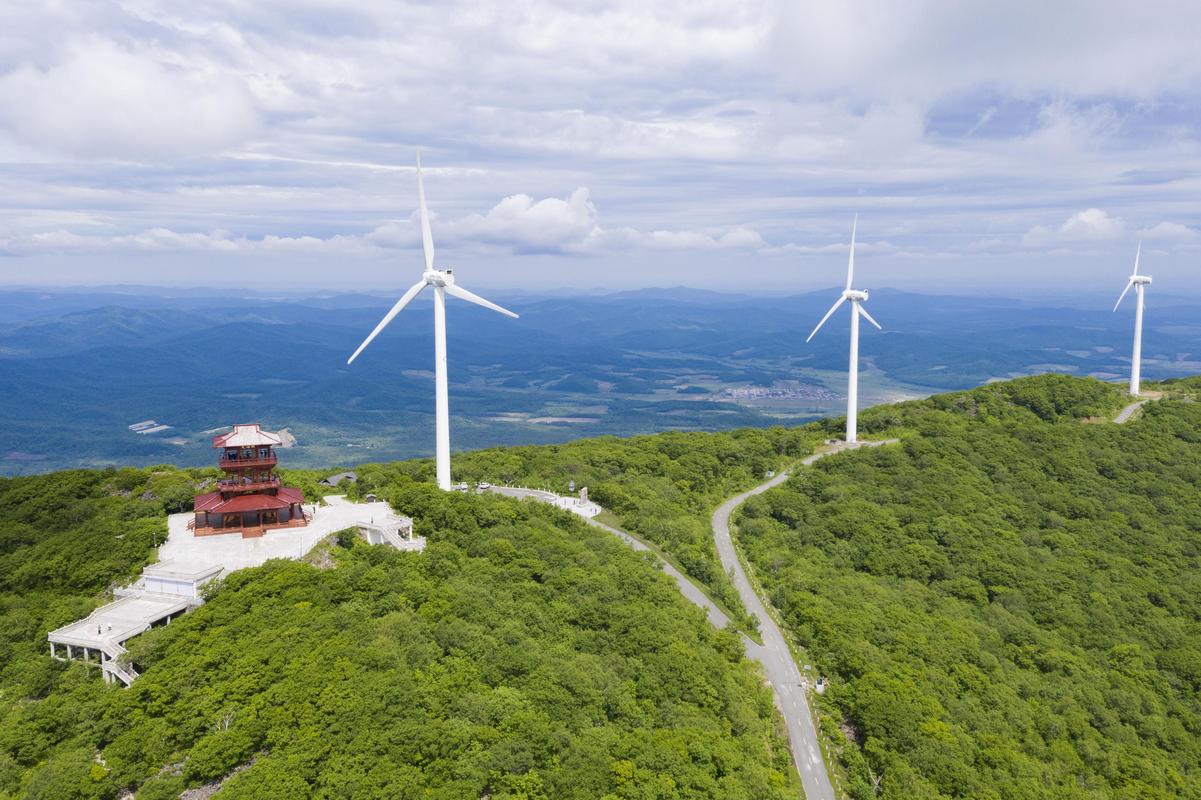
[
  {"x1": 49, "y1": 495, "x2": 424, "y2": 685},
  {"x1": 49, "y1": 593, "x2": 191, "y2": 651},
  {"x1": 487, "y1": 486, "x2": 602, "y2": 518},
  {"x1": 158, "y1": 495, "x2": 420, "y2": 575}
]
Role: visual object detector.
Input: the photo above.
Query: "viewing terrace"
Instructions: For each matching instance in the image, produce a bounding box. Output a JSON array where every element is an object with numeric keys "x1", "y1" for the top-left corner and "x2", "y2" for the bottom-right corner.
[
  {"x1": 217, "y1": 452, "x2": 277, "y2": 469},
  {"x1": 216, "y1": 475, "x2": 281, "y2": 493}
]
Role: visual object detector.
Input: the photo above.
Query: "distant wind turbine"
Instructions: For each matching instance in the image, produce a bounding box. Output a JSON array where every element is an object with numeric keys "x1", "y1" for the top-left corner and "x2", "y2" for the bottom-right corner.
[
  {"x1": 1113, "y1": 241, "x2": 1152, "y2": 397},
  {"x1": 347, "y1": 153, "x2": 519, "y2": 490},
  {"x1": 805, "y1": 216, "x2": 882, "y2": 444}
]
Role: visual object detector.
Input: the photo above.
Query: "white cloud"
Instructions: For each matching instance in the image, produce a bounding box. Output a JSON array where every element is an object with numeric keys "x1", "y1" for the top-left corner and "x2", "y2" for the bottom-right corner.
[
  {"x1": 1023, "y1": 209, "x2": 1125, "y2": 247},
  {"x1": 1138, "y1": 221, "x2": 1198, "y2": 240},
  {"x1": 451, "y1": 188, "x2": 602, "y2": 253},
  {"x1": 1, "y1": 2, "x2": 1201, "y2": 289},
  {"x1": 0, "y1": 187, "x2": 777, "y2": 259},
  {"x1": 0, "y1": 37, "x2": 259, "y2": 159},
  {"x1": 1059, "y1": 209, "x2": 1125, "y2": 241},
  {"x1": 0, "y1": 227, "x2": 370, "y2": 258},
  {"x1": 771, "y1": 1, "x2": 1201, "y2": 100}
]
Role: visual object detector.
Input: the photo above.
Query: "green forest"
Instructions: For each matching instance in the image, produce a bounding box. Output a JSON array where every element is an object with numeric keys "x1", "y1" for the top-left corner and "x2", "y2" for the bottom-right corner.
[
  {"x1": 3, "y1": 374, "x2": 1200, "y2": 799},
  {"x1": 332, "y1": 426, "x2": 827, "y2": 632},
  {"x1": 737, "y1": 375, "x2": 1201, "y2": 798},
  {"x1": 0, "y1": 460, "x2": 797, "y2": 799}
]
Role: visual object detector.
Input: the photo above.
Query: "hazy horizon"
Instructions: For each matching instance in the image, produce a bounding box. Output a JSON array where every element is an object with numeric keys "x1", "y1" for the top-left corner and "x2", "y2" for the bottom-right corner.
[{"x1": 5, "y1": 281, "x2": 1201, "y2": 312}]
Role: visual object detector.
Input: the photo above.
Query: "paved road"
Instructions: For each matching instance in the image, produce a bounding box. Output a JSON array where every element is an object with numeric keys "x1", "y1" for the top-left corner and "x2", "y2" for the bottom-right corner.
[
  {"x1": 487, "y1": 486, "x2": 729, "y2": 628},
  {"x1": 713, "y1": 440, "x2": 895, "y2": 800},
  {"x1": 493, "y1": 447, "x2": 908, "y2": 800},
  {"x1": 584, "y1": 516, "x2": 731, "y2": 629},
  {"x1": 1114, "y1": 399, "x2": 1149, "y2": 424}
]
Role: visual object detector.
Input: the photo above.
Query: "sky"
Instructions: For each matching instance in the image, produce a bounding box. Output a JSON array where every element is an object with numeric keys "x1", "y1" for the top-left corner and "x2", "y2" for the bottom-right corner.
[{"x1": 0, "y1": 1, "x2": 1199, "y2": 295}]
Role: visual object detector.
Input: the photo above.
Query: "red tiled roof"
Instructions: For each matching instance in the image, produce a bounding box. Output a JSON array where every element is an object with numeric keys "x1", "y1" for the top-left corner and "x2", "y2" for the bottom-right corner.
[
  {"x1": 193, "y1": 491, "x2": 223, "y2": 512},
  {"x1": 194, "y1": 486, "x2": 305, "y2": 515},
  {"x1": 277, "y1": 486, "x2": 305, "y2": 505},
  {"x1": 210, "y1": 494, "x2": 291, "y2": 513}
]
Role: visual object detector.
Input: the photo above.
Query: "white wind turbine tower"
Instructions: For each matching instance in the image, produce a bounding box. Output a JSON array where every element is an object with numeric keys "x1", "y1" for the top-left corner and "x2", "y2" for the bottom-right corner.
[
  {"x1": 347, "y1": 154, "x2": 519, "y2": 490},
  {"x1": 1113, "y1": 240, "x2": 1152, "y2": 397},
  {"x1": 805, "y1": 216, "x2": 882, "y2": 444}
]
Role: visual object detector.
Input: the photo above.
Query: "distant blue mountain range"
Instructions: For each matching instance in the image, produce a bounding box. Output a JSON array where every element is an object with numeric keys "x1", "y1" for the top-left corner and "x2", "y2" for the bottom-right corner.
[{"x1": 1, "y1": 286, "x2": 1198, "y2": 475}]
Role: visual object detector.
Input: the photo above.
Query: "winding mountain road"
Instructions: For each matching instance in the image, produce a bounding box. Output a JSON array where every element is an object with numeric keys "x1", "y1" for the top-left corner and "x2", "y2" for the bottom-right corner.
[
  {"x1": 495, "y1": 444, "x2": 901, "y2": 799},
  {"x1": 584, "y1": 516, "x2": 731, "y2": 629},
  {"x1": 714, "y1": 440, "x2": 895, "y2": 799}
]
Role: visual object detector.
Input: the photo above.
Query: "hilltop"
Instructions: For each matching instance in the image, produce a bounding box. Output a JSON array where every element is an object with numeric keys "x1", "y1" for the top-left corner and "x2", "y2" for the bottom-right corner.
[
  {"x1": 0, "y1": 466, "x2": 797, "y2": 799},
  {"x1": 736, "y1": 374, "x2": 1201, "y2": 798},
  {"x1": 1, "y1": 374, "x2": 1199, "y2": 799}
]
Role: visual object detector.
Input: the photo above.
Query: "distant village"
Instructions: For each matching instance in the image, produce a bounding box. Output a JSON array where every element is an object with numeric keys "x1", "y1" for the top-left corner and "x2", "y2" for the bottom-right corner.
[{"x1": 723, "y1": 381, "x2": 840, "y2": 401}]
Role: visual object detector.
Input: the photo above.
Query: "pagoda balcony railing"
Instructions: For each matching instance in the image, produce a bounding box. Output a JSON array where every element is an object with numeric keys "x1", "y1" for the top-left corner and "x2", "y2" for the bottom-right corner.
[
  {"x1": 218, "y1": 453, "x2": 278, "y2": 469},
  {"x1": 217, "y1": 476, "x2": 281, "y2": 493}
]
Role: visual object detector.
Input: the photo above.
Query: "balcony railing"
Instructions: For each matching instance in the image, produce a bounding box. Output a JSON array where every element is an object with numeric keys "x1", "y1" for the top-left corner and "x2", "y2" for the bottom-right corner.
[
  {"x1": 217, "y1": 476, "x2": 281, "y2": 493},
  {"x1": 218, "y1": 453, "x2": 277, "y2": 469}
]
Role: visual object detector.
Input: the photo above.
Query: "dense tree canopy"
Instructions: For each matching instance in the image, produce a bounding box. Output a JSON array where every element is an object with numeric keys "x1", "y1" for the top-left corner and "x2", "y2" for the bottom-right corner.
[
  {"x1": 737, "y1": 375, "x2": 1201, "y2": 799},
  {"x1": 6, "y1": 374, "x2": 1197, "y2": 799},
  {"x1": 0, "y1": 466, "x2": 796, "y2": 799},
  {"x1": 341, "y1": 427, "x2": 826, "y2": 631}
]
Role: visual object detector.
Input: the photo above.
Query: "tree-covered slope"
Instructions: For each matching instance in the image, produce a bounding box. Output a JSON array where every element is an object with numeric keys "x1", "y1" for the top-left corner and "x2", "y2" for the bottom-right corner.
[
  {"x1": 0, "y1": 468, "x2": 200, "y2": 695},
  {"x1": 737, "y1": 375, "x2": 1201, "y2": 799},
  {"x1": 0, "y1": 468, "x2": 796, "y2": 799},
  {"x1": 337, "y1": 427, "x2": 826, "y2": 631}
]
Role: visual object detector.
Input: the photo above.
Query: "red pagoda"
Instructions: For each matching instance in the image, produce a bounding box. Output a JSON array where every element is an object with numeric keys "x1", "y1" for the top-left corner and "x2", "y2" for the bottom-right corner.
[{"x1": 191, "y1": 424, "x2": 307, "y2": 538}]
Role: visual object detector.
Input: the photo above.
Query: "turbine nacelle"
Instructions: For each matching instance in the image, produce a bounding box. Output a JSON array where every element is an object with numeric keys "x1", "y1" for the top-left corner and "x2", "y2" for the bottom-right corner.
[
  {"x1": 1130, "y1": 275, "x2": 1152, "y2": 286},
  {"x1": 805, "y1": 218, "x2": 883, "y2": 343},
  {"x1": 424, "y1": 268, "x2": 456, "y2": 287}
]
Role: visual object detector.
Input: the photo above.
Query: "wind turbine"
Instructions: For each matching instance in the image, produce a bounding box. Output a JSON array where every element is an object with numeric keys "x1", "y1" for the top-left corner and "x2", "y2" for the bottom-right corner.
[
  {"x1": 805, "y1": 216, "x2": 882, "y2": 444},
  {"x1": 1113, "y1": 241, "x2": 1152, "y2": 397},
  {"x1": 347, "y1": 154, "x2": 519, "y2": 490}
]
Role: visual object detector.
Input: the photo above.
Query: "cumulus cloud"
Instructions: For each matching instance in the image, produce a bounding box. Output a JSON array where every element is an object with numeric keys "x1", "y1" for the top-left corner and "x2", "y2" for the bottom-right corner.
[
  {"x1": 0, "y1": 38, "x2": 259, "y2": 159},
  {"x1": 452, "y1": 188, "x2": 602, "y2": 254},
  {"x1": 0, "y1": 187, "x2": 777, "y2": 259},
  {"x1": 1, "y1": 2, "x2": 1201, "y2": 289},
  {"x1": 361, "y1": 188, "x2": 778, "y2": 257},
  {"x1": 1138, "y1": 221, "x2": 1198, "y2": 240},
  {"x1": 1023, "y1": 209, "x2": 1125, "y2": 247},
  {"x1": 363, "y1": 189, "x2": 603, "y2": 255}
]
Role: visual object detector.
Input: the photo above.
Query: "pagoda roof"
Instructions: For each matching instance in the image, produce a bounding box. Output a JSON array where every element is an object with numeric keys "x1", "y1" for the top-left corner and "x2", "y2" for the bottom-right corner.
[
  {"x1": 277, "y1": 486, "x2": 305, "y2": 505},
  {"x1": 193, "y1": 491, "x2": 223, "y2": 512},
  {"x1": 210, "y1": 494, "x2": 291, "y2": 513},
  {"x1": 192, "y1": 488, "x2": 305, "y2": 515},
  {"x1": 213, "y1": 424, "x2": 282, "y2": 448}
]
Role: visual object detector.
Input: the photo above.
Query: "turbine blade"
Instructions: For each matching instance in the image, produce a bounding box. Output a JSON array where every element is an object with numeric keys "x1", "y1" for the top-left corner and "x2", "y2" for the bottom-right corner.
[
  {"x1": 416, "y1": 152, "x2": 435, "y2": 273},
  {"x1": 1113, "y1": 279, "x2": 1134, "y2": 312},
  {"x1": 845, "y1": 214, "x2": 858, "y2": 290},
  {"x1": 1133, "y1": 239, "x2": 1141, "y2": 275},
  {"x1": 347, "y1": 280, "x2": 428, "y2": 364},
  {"x1": 806, "y1": 295, "x2": 847, "y2": 342},
  {"x1": 858, "y1": 303, "x2": 883, "y2": 330},
  {"x1": 445, "y1": 283, "x2": 519, "y2": 318}
]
